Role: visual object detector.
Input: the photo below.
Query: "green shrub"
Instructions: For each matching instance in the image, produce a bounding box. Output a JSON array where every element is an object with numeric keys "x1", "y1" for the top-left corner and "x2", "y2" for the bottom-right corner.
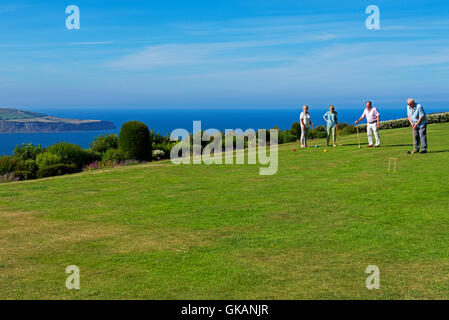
[
  {"x1": 90, "y1": 134, "x2": 119, "y2": 153},
  {"x1": 151, "y1": 131, "x2": 171, "y2": 145},
  {"x1": 13, "y1": 143, "x2": 44, "y2": 160},
  {"x1": 36, "y1": 152, "x2": 62, "y2": 169},
  {"x1": 278, "y1": 131, "x2": 297, "y2": 144},
  {"x1": 82, "y1": 148, "x2": 102, "y2": 164},
  {"x1": 36, "y1": 163, "x2": 78, "y2": 179},
  {"x1": 357, "y1": 112, "x2": 449, "y2": 132},
  {"x1": 22, "y1": 159, "x2": 38, "y2": 174},
  {"x1": 290, "y1": 122, "x2": 301, "y2": 139},
  {"x1": 428, "y1": 112, "x2": 449, "y2": 124},
  {"x1": 47, "y1": 142, "x2": 85, "y2": 168},
  {"x1": 118, "y1": 121, "x2": 152, "y2": 161},
  {"x1": 13, "y1": 170, "x2": 34, "y2": 181},
  {"x1": 283, "y1": 134, "x2": 297, "y2": 143},
  {"x1": 339, "y1": 124, "x2": 356, "y2": 135},
  {"x1": 0, "y1": 156, "x2": 22, "y2": 174},
  {"x1": 102, "y1": 149, "x2": 126, "y2": 161},
  {"x1": 309, "y1": 125, "x2": 327, "y2": 139}
]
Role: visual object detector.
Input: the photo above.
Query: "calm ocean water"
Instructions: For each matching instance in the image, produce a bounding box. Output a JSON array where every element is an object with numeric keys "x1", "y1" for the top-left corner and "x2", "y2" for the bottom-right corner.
[{"x1": 1, "y1": 105, "x2": 448, "y2": 155}]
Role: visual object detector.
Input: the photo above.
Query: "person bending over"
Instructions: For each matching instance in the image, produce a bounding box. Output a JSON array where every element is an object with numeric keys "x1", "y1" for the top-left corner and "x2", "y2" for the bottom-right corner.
[{"x1": 407, "y1": 98, "x2": 427, "y2": 154}]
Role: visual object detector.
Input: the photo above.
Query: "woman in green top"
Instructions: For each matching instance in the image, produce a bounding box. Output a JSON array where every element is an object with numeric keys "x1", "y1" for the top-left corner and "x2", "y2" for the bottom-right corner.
[{"x1": 323, "y1": 105, "x2": 338, "y2": 147}]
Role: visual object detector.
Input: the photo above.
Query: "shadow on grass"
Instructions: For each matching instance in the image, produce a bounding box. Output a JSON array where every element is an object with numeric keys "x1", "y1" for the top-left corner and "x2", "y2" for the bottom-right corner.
[{"x1": 382, "y1": 144, "x2": 413, "y2": 148}]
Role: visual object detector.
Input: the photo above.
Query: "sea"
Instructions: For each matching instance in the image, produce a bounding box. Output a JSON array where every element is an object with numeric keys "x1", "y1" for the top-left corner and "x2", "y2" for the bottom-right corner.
[{"x1": 1, "y1": 103, "x2": 448, "y2": 155}]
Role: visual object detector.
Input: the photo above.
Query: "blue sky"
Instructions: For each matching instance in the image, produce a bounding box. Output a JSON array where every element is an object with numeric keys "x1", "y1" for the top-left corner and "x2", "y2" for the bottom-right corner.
[{"x1": 1, "y1": 0, "x2": 449, "y2": 109}]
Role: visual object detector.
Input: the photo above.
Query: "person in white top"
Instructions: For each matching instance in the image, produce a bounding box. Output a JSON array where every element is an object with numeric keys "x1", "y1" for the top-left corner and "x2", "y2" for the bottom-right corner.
[
  {"x1": 300, "y1": 105, "x2": 313, "y2": 147},
  {"x1": 355, "y1": 101, "x2": 381, "y2": 147}
]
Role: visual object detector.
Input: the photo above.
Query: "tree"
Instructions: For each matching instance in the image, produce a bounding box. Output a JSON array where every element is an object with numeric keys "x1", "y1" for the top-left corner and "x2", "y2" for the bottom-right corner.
[{"x1": 118, "y1": 121, "x2": 152, "y2": 161}]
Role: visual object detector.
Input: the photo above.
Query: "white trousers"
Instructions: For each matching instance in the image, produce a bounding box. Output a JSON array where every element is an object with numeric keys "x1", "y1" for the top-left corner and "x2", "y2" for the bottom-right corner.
[{"x1": 367, "y1": 123, "x2": 380, "y2": 146}]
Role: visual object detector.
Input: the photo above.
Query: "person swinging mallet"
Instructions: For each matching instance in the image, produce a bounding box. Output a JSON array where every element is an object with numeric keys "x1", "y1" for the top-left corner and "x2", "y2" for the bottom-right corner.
[
  {"x1": 406, "y1": 98, "x2": 428, "y2": 154},
  {"x1": 408, "y1": 127, "x2": 416, "y2": 154}
]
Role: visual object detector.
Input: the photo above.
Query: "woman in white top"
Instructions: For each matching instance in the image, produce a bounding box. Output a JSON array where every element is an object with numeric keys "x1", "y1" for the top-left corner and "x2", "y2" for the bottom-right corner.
[{"x1": 300, "y1": 105, "x2": 313, "y2": 147}]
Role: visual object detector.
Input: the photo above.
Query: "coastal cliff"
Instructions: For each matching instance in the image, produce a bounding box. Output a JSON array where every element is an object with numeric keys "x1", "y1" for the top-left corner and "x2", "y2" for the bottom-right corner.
[{"x1": 0, "y1": 108, "x2": 115, "y2": 133}]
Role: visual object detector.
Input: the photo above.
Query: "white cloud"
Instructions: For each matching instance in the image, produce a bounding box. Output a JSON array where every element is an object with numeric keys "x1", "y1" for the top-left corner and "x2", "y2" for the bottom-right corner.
[
  {"x1": 106, "y1": 34, "x2": 337, "y2": 69},
  {"x1": 68, "y1": 41, "x2": 114, "y2": 46}
]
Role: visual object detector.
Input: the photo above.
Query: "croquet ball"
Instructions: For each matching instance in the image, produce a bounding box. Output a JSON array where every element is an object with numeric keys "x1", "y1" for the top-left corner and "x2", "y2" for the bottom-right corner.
[
  {"x1": 324, "y1": 149, "x2": 327, "y2": 153},
  {"x1": 359, "y1": 146, "x2": 362, "y2": 149},
  {"x1": 293, "y1": 148, "x2": 296, "y2": 152},
  {"x1": 314, "y1": 145, "x2": 318, "y2": 148}
]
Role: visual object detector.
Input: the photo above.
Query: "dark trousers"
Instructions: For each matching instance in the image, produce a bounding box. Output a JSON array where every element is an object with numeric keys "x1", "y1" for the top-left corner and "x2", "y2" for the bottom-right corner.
[{"x1": 414, "y1": 125, "x2": 427, "y2": 152}]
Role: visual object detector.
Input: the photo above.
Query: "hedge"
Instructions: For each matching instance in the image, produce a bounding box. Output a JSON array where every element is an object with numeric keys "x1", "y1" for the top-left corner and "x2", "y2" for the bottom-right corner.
[
  {"x1": 358, "y1": 112, "x2": 449, "y2": 131},
  {"x1": 0, "y1": 156, "x2": 22, "y2": 174},
  {"x1": 36, "y1": 163, "x2": 79, "y2": 179},
  {"x1": 118, "y1": 121, "x2": 152, "y2": 161}
]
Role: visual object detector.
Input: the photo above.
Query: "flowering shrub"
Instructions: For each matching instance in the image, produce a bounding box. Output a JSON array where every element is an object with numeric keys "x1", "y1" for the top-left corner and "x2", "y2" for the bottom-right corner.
[
  {"x1": 85, "y1": 160, "x2": 123, "y2": 171},
  {"x1": 84, "y1": 159, "x2": 145, "y2": 171},
  {"x1": 152, "y1": 149, "x2": 165, "y2": 160},
  {"x1": 0, "y1": 173, "x2": 20, "y2": 184}
]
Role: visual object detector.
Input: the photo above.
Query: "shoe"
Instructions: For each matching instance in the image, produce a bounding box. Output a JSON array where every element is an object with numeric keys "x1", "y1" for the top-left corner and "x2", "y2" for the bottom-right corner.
[
  {"x1": 367, "y1": 145, "x2": 373, "y2": 148},
  {"x1": 420, "y1": 150, "x2": 427, "y2": 154},
  {"x1": 374, "y1": 145, "x2": 380, "y2": 148},
  {"x1": 333, "y1": 145, "x2": 336, "y2": 147}
]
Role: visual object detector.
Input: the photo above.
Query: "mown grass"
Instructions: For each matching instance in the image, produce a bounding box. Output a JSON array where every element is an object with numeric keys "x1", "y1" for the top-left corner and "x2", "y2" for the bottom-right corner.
[{"x1": 1, "y1": 123, "x2": 449, "y2": 299}]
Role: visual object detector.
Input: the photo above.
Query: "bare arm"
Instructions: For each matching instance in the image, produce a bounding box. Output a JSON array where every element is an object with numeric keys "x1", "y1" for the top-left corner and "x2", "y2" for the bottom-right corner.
[
  {"x1": 355, "y1": 114, "x2": 365, "y2": 124},
  {"x1": 416, "y1": 116, "x2": 424, "y2": 127},
  {"x1": 355, "y1": 110, "x2": 366, "y2": 124}
]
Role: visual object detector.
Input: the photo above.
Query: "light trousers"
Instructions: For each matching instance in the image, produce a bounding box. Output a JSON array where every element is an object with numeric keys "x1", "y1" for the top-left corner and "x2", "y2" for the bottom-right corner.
[
  {"x1": 301, "y1": 127, "x2": 309, "y2": 146},
  {"x1": 367, "y1": 123, "x2": 380, "y2": 146},
  {"x1": 326, "y1": 126, "x2": 336, "y2": 146},
  {"x1": 414, "y1": 125, "x2": 427, "y2": 152}
]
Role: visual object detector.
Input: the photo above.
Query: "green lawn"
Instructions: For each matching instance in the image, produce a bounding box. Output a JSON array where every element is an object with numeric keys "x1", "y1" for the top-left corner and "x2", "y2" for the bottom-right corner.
[{"x1": 1, "y1": 124, "x2": 449, "y2": 299}]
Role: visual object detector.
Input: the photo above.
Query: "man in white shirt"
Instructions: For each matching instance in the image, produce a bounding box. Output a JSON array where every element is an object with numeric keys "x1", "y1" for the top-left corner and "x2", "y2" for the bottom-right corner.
[
  {"x1": 300, "y1": 105, "x2": 313, "y2": 147},
  {"x1": 355, "y1": 101, "x2": 381, "y2": 148}
]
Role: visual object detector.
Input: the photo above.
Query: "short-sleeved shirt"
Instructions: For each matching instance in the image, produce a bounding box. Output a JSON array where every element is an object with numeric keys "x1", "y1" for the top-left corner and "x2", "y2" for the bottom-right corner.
[
  {"x1": 324, "y1": 111, "x2": 338, "y2": 128},
  {"x1": 361, "y1": 107, "x2": 380, "y2": 123},
  {"x1": 300, "y1": 112, "x2": 311, "y2": 129},
  {"x1": 407, "y1": 104, "x2": 427, "y2": 128}
]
